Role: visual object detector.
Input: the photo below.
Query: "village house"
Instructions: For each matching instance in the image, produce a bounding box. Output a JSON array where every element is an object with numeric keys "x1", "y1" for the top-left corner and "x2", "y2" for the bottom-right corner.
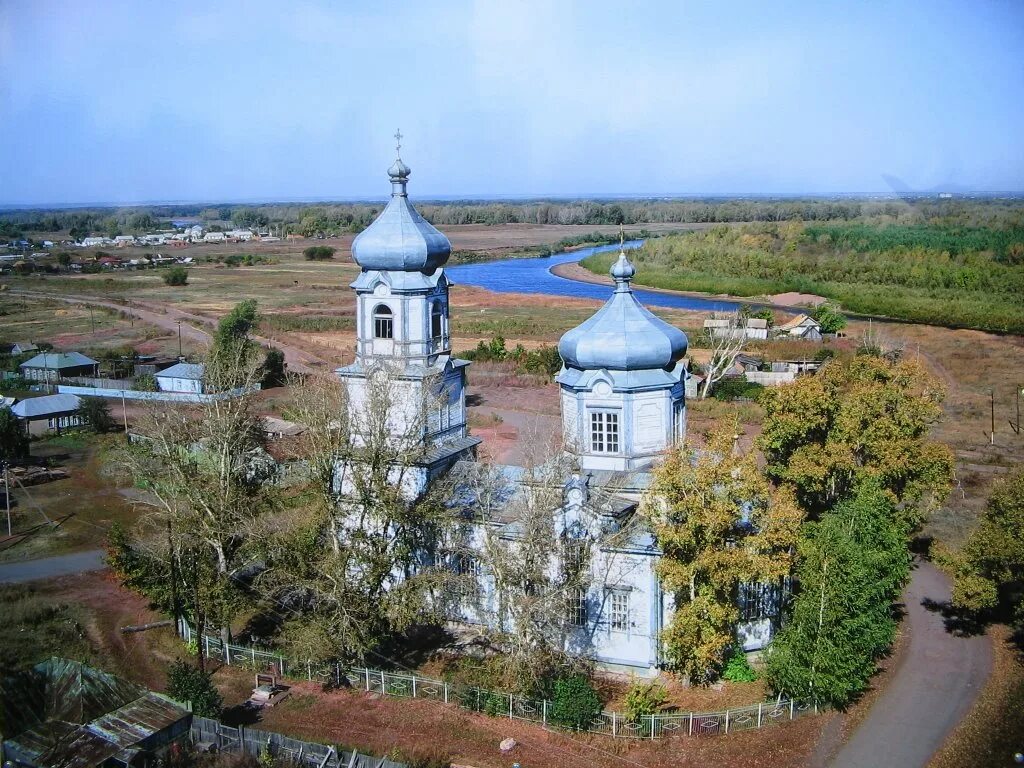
[
  {"x1": 203, "y1": 231, "x2": 227, "y2": 243},
  {"x1": 154, "y1": 362, "x2": 205, "y2": 393},
  {"x1": 10, "y1": 341, "x2": 38, "y2": 355},
  {"x1": 11, "y1": 393, "x2": 83, "y2": 435},
  {"x1": 775, "y1": 313, "x2": 823, "y2": 340},
  {"x1": 19, "y1": 351, "x2": 99, "y2": 382},
  {"x1": 703, "y1": 316, "x2": 769, "y2": 340}
]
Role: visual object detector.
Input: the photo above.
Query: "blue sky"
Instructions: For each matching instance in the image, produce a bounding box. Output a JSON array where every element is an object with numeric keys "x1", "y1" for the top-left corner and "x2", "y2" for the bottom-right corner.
[{"x1": 1, "y1": 0, "x2": 1022, "y2": 205}]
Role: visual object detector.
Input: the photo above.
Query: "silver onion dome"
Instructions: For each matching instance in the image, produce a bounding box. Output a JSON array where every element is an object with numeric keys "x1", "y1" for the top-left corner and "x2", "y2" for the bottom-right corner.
[{"x1": 557, "y1": 249, "x2": 688, "y2": 371}]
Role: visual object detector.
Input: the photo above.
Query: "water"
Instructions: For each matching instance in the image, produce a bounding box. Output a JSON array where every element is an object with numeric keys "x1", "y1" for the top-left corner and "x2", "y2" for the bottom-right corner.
[{"x1": 446, "y1": 241, "x2": 737, "y2": 312}]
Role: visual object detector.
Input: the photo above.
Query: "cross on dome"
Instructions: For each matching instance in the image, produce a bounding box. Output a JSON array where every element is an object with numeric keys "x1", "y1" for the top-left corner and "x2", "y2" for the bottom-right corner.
[{"x1": 394, "y1": 129, "x2": 403, "y2": 158}]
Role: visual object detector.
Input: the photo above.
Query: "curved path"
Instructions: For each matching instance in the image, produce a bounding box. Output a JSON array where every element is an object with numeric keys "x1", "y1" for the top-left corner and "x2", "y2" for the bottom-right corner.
[
  {"x1": 825, "y1": 561, "x2": 992, "y2": 768},
  {"x1": 8, "y1": 289, "x2": 323, "y2": 374}
]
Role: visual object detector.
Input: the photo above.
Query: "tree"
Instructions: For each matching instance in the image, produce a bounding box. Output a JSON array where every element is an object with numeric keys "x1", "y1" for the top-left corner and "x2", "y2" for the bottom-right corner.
[
  {"x1": 163, "y1": 266, "x2": 188, "y2": 286},
  {"x1": 949, "y1": 468, "x2": 1024, "y2": 623},
  {"x1": 166, "y1": 659, "x2": 222, "y2": 717},
  {"x1": 549, "y1": 674, "x2": 602, "y2": 730},
  {"x1": 759, "y1": 355, "x2": 953, "y2": 526},
  {"x1": 642, "y1": 420, "x2": 803, "y2": 683},
  {"x1": 0, "y1": 408, "x2": 28, "y2": 464},
  {"x1": 55, "y1": 252, "x2": 72, "y2": 270},
  {"x1": 261, "y1": 348, "x2": 286, "y2": 389},
  {"x1": 78, "y1": 398, "x2": 113, "y2": 433},
  {"x1": 811, "y1": 301, "x2": 846, "y2": 334},
  {"x1": 209, "y1": 300, "x2": 260, "y2": 388},
  {"x1": 303, "y1": 245, "x2": 336, "y2": 261},
  {"x1": 699, "y1": 312, "x2": 749, "y2": 399},
  {"x1": 765, "y1": 481, "x2": 911, "y2": 708}
]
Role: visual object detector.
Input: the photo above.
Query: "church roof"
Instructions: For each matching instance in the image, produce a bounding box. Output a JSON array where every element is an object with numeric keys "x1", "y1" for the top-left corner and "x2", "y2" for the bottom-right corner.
[
  {"x1": 557, "y1": 249, "x2": 687, "y2": 373},
  {"x1": 351, "y1": 140, "x2": 451, "y2": 273}
]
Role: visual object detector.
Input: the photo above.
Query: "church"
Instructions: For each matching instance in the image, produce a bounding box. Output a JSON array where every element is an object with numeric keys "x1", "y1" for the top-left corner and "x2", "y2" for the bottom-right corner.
[{"x1": 335, "y1": 143, "x2": 782, "y2": 675}]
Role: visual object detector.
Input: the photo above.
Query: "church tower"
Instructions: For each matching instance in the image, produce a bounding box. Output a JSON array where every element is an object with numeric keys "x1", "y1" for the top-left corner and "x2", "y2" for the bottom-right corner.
[
  {"x1": 556, "y1": 241, "x2": 688, "y2": 472},
  {"x1": 335, "y1": 134, "x2": 478, "y2": 485}
]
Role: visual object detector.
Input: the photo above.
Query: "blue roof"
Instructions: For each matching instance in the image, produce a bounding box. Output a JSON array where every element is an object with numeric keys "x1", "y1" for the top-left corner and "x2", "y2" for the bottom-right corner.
[
  {"x1": 155, "y1": 363, "x2": 204, "y2": 380},
  {"x1": 20, "y1": 352, "x2": 98, "y2": 370},
  {"x1": 351, "y1": 156, "x2": 451, "y2": 273},
  {"x1": 557, "y1": 251, "x2": 687, "y2": 373},
  {"x1": 11, "y1": 394, "x2": 81, "y2": 418}
]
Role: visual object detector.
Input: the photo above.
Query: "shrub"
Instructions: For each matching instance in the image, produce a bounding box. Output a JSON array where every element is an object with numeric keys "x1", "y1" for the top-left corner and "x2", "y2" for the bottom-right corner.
[
  {"x1": 78, "y1": 397, "x2": 114, "y2": 433},
  {"x1": 623, "y1": 679, "x2": 668, "y2": 723},
  {"x1": 163, "y1": 266, "x2": 188, "y2": 286},
  {"x1": 722, "y1": 647, "x2": 759, "y2": 682},
  {"x1": 0, "y1": 406, "x2": 28, "y2": 463},
  {"x1": 134, "y1": 373, "x2": 158, "y2": 391},
  {"x1": 166, "y1": 660, "x2": 223, "y2": 717},
  {"x1": 549, "y1": 674, "x2": 602, "y2": 731},
  {"x1": 303, "y1": 245, "x2": 336, "y2": 261},
  {"x1": 712, "y1": 375, "x2": 764, "y2": 401},
  {"x1": 261, "y1": 348, "x2": 286, "y2": 388}
]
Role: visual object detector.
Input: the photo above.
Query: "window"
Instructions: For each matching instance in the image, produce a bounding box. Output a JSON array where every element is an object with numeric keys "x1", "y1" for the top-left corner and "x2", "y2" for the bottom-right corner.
[
  {"x1": 563, "y1": 537, "x2": 588, "y2": 578},
  {"x1": 738, "y1": 581, "x2": 783, "y2": 622},
  {"x1": 455, "y1": 553, "x2": 482, "y2": 577},
  {"x1": 589, "y1": 410, "x2": 620, "y2": 453},
  {"x1": 373, "y1": 304, "x2": 393, "y2": 339},
  {"x1": 567, "y1": 587, "x2": 588, "y2": 627},
  {"x1": 430, "y1": 301, "x2": 443, "y2": 342},
  {"x1": 609, "y1": 590, "x2": 629, "y2": 632}
]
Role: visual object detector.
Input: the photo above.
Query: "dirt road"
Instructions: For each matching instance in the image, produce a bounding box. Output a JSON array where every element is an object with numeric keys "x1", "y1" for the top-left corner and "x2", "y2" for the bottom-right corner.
[
  {"x1": 825, "y1": 562, "x2": 993, "y2": 768},
  {"x1": 9, "y1": 289, "x2": 325, "y2": 374}
]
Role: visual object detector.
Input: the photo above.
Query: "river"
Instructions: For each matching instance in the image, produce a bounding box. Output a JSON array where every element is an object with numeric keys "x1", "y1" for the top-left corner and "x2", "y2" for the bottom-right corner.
[{"x1": 445, "y1": 241, "x2": 736, "y2": 312}]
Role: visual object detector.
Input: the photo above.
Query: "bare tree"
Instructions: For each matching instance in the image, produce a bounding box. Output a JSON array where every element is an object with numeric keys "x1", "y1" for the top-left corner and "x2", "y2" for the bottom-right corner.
[{"x1": 699, "y1": 312, "x2": 749, "y2": 399}]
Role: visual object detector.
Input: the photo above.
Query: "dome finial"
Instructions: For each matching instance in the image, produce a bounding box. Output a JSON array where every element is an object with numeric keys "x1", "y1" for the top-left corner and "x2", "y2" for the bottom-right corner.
[
  {"x1": 609, "y1": 224, "x2": 635, "y2": 291},
  {"x1": 387, "y1": 128, "x2": 411, "y2": 195}
]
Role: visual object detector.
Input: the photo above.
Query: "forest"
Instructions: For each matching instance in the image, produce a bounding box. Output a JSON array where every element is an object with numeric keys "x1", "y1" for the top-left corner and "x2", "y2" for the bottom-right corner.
[{"x1": 583, "y1": 221, "x2": 1024, "y2": 333}]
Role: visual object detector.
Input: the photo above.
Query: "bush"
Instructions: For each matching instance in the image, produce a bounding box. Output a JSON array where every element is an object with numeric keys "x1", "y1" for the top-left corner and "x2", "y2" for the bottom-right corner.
[
  {"x1": 163, "y1": 266, "x2": 188, "y2": 286},
  {"x1": 722, "y1": 647, "x2": 759, "y2": 682},
  {"x1": 623, "y1": 679, "x2": 668, "y2": 723},
  {"x1": 78, "y1": 398, "x2": 114, "y2": 433},
  {"x1": 134, "y1": 373, "x2": 158, "y2": 391},
  {"x1": 0, "y1": 406, "x2": 28, "y2": 463},
  {"x1": 549, "y1": 674, "x2": 602, "y2": 731},
  {"x1": 712, "y1": 375, "x2": 764, "y2": 401},
  {"x1": 303, "y1": 246, "x2": 336, "y2": 261},
  {"x1": 166, "y1": 659, "x2": 223, "y2": 717},
  {"x1": 261, "y1": 348, "x2": 286, "y2": 388}
]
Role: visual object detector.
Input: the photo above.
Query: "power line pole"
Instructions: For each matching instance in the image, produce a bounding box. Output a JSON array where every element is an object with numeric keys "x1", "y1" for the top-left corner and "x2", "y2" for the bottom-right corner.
[
  {"x1": 990, "y1": 389, "x2": 996, "y2": 445},
  {"x1": 1012, "y1": 385, "x2": 1022, "y2": 436},
  {"x1": 3, "y1": 461, "x2": 11, "y2": 539},
  {"x1": 168, "y1": 520, "x2": 182, "y2": 638},
  {"x1": 176, "y1": 320, "x2": 183, "y2": 359}
]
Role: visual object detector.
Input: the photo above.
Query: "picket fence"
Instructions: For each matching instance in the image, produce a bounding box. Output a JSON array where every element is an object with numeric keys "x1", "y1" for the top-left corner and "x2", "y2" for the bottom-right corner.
[
  {"x1": 191, "y1": 715, "x2": 408, "y2": 768},
  {"x1": 180, "y1": 621, "x2": 814, "y2": 740}
]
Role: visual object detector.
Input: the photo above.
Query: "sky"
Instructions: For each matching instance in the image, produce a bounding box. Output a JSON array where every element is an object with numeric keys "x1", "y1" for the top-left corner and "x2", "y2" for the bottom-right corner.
[{"x1": 1, "y1": 0, "x2": 1023, "y2": 205}]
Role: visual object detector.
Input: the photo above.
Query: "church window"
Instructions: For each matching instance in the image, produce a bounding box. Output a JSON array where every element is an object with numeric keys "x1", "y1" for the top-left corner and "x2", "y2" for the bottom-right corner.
[
  {"x1": 567, "y1": 587, "x2": 588, "y2": 627},
  {"x1": 608, "y1": 590, "x2": 629, "y2": 632},
  {"x1": 430, "y1": 301, "x2": 443, "y2": 341},
  {"x1": 373, "y1": 304, "x2": 393, "y2": 339},
  {"x1": 738, "y1": 581, "x2": 784, "y2": 622},
  {"x1": 589, "y1": 410, "x2": 620, "y2": 453}
]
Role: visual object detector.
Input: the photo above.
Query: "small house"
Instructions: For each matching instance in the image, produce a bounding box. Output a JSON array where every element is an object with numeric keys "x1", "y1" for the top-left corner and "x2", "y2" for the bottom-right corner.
[
  {"x1": 776, "y1": 314, "x2": 823, "y2": 341},
  {"x1": 10, "y1": 341, "x2": 38, "y2": 355},
  {"x1": 11, "y1": 393, "x2": 83, "y2": 434},
  {"x1": 113, "y1": 235, "x2": 136, "y2": 247},
  {"x1": 202, "y1": 231, "x2": 226, "y2": 243},
  {"x1": 703, "y1": 317, "x2": 770, "y2": 340},
  {"x1": 155, "y1": 362, "x2": 205, "y2": 393},
  {"x1": 19, "y1": 352, "x2": 99, "y2": 382}
]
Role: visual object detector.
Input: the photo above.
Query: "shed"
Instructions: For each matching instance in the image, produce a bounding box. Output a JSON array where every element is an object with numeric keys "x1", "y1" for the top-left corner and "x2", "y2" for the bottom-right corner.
[
  {"x1": 19, "y1": 352, "x2": 99, "y2": 383},
  {"x1": 155, "y1": 362, "x2": 205, "y2": 394},
  {"x1": 777, "y1": 314, "x2": 823, "y2": 341},
  {"x1": 10, "y1": 394, "x2": 83, "y2": 434},
  {"x1": 0, "y1": 658, "x2": 191, "y2": 768},
  {"x1": 11, "y1": 342, "x2": 39, "y2": 355}
]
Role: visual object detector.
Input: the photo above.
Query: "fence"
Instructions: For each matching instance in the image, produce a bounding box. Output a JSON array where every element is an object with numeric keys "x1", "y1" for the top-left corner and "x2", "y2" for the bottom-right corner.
[
  {"x1": 191, "y1": 715, "x2": 408, "y2": 768},
  {"x1": 180, "y1": 620, "x2": 814, "y2": 740},
  {"x1": 57, "y1": 383, "x2": 260, "y2": 403}
]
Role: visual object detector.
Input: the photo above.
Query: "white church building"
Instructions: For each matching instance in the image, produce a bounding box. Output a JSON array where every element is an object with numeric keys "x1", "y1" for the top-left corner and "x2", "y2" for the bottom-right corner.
[{"x1": 335, "y1": 145, "x2": 784, "y2": 675}]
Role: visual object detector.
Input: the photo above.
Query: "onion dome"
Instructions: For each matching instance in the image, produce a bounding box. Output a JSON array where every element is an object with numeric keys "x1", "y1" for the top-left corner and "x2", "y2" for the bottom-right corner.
[
  {"x1": 351, "y1": 132, "x2": 451, "y2": 273},
  {"x1": 558, "y1": 250, "x2": 687, "y2": 371}
]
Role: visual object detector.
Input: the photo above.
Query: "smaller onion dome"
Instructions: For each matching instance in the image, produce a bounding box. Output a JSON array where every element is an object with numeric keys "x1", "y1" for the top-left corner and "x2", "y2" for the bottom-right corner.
[
  {"x1": 351, "y1": 133, "x2": 451, "y2": 273},
  {"x1": 557, "y1": 249, "x2": 687, "y2": 371}
]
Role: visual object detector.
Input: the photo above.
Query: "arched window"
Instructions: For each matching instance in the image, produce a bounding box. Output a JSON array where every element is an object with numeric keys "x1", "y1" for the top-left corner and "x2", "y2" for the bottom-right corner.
[
  {"x1": 430, "y1": 301, "x2": 443, "y2": 342},
  {"x1": 373, "y1": 304, "x2": 393, "y2": 339}
]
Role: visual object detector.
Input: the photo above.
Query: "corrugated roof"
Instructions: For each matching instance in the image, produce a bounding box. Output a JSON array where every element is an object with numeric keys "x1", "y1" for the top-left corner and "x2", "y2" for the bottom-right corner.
[
  {"x1": 19, "y1": 352, "x2": 98, "y2": 370},
  {"x1": 11, "y1": 394, "x2": 81, "y2": 419},
  {"x1": 155, "y1": 362, "x2": 205, "y2": 380}
]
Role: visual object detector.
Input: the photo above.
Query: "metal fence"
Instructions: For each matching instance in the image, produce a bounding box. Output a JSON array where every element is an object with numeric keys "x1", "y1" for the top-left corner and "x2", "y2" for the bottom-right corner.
[
  {"x1": 180, "y1": 620, "x2": 814, "y2": 740},
  {"x1": 191, "y1": 715, "x2": 408, "y2": 768}
]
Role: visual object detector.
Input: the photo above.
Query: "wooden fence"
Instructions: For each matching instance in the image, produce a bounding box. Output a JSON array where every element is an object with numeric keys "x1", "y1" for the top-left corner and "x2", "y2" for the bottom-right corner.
[{"x1": 180, "y1": 620, "x2": 815, "y2": 740}]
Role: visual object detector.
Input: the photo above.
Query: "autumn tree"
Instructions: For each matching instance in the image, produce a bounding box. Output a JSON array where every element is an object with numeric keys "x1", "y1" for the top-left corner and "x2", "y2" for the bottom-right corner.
[
  {"x1": 699, "y1": 312, "x2": 749, "y2": 399},
  {"x1": 642, "y1": 419, "x2": 803, "y2": 683},
  {"x1": 765, "y1": 481, "x2": 911, "y2": 707},
  {"x1": 759, "y1": 355, "x2": 953, "y2": 527},
  {"x1": 948, "y1": 468, "x2": 1024, "y2": 624}
]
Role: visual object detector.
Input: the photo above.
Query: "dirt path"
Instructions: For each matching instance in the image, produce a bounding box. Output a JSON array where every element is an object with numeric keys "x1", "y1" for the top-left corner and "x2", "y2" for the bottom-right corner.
[
  {"x1": 0, "y1": 548, "x2": 106, "y2": 583},
  {"x1": 824, "y1": 561, "x2": 993, "y2": 768},
  {"x1": 9, "y1": 289, "x2": 325, "y2": 374}
]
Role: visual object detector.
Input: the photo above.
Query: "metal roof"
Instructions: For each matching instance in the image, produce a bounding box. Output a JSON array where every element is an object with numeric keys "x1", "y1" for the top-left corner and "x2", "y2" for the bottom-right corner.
[
  {"x1": 155, "y1": 362, "x2": 205, "y2": 380},
  {"x1": 11, "y1": 394, "x2": 81, "y2": 419},
  {"x1": 351, "y1": 153, "x2": 451, "y2": 273},
  {"x1": 558, "y1": 251, "x2": 688, "y2": 374},
  {"x1": 19, "y1": 352, "x2": 98, "y2": 370}
]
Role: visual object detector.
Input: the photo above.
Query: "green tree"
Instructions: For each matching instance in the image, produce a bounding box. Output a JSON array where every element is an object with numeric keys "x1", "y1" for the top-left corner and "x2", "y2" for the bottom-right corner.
[
  {"x1": 134, "y1": 373, "x2": 158, "y2": 391},
  {"x1": 261, "y1": 348, "x2": 286, "y2": 388},
  {"x1": 949, "y1": 468, "x2": 1024, "y2": 623},
  {"x1": 0, "y1": 408, "x2": 29, "y2": 463},
  {"x1": 642, "y1": 419, "x2": 803, "y2": 682},
  {"x1": 166, "y1": 659, "x2": 222, "y2": 717},
  {"x1": 759, "y1": 355, "x2": 953, "y2": 526},
  {"x1": 303, "y1": 245, "x2": 336, "y2": 261},
  {"x1": 811, "y1": 301, "x2": 847, "y2": 334},
  {"x1": 163, "y1": 266, "x2": 188, "y2": 286},
  {"x1": 55, "y1": 252, "x2": 72, "y2": 269},
  {"x1": 765, "y1": 481, "x2": 910, "y2": 708},
  {"x1": 209, "y1": 300, "x2": 260, "y2": 388},
  {"x1": 78, "y1": 398, "x2": 113, "y2": 433},
  {"x1": 549, "y1": 674, "x2": 602, "y2": 730}
]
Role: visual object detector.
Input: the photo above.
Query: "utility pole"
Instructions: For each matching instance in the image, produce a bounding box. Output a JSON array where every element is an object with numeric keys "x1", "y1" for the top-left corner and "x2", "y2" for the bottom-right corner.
[
  {"x1": 88, "y1": 305, "x2": 95, "y2": 334},
  {"x1": 168, "y1": 520, "x2": 181, "y2": 638},
  {"x1": 121, "y1": 390, "x2": 129, "y2": 435},
  {"x1": 990, "y1": 389, "x2": 996, "y2": 445},
  {"x1": 176, "y1": 320, "x2": 183, "y2": 359},
  {"x1": 3, "y1": 461, "x2": 11, "y2": 539},
  {"x1": 1011, "y1": 385, "x2": 1022, "y2": 436}
]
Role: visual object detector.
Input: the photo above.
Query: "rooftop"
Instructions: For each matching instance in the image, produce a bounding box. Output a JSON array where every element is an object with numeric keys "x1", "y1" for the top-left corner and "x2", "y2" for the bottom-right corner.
[
  {"x1": 155, "y1": 362, "x2": 205, "y2": 380},
  {"x1": 11, "y1": 393, "x2": 82, "y2": 419},
  {"x1": 20, "y1": 352, "x2": 98, "y2": 370}
]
